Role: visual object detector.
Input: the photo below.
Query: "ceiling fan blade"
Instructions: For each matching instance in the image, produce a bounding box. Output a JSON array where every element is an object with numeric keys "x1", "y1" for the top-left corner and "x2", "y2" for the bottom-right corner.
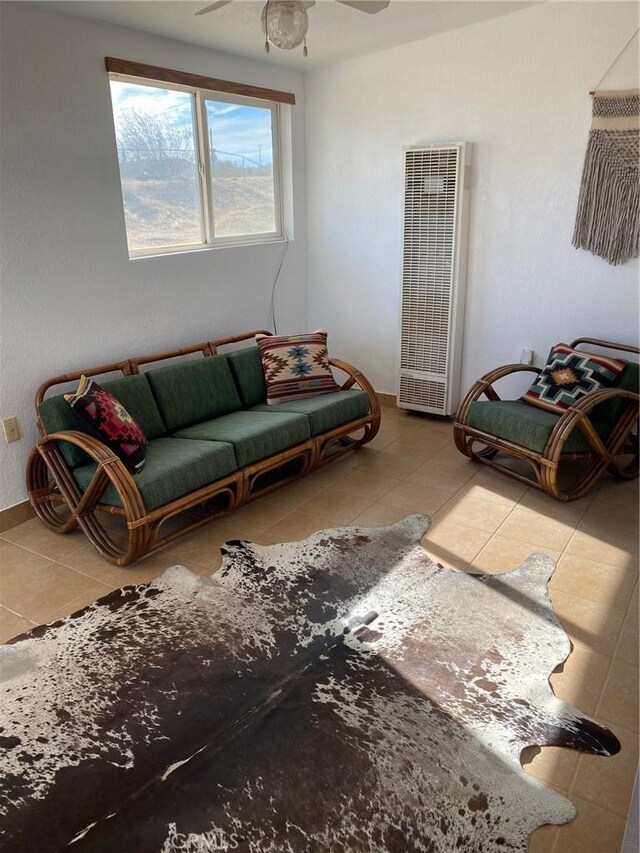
[
  {"x1": 195, "y1": 1, "x2": 233, "y2": 16},
  {"x1": 335, "y1": 0, "x2": 390, "y2": 13}
]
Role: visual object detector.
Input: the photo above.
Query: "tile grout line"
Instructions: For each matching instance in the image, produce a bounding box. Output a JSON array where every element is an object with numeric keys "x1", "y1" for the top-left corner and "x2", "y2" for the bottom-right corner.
[
  {"x1": 0, "y1": 603, "x2": 38, "y2": 625},
  {"x1": 0, "y1": 535, "x2": 88, "y2": 565},
  {"x1": 547, "y1": 826, "x2": 559, "y2": 853},
  {"x1": 617, "y1": 575, "x2": 639, "y2": 625},
  {"x1": 49, "y1": 557, "x2": 129, "y2": 589},
  {"x1": 568, "y1": 757, "x2": 638, "y2": 821}
]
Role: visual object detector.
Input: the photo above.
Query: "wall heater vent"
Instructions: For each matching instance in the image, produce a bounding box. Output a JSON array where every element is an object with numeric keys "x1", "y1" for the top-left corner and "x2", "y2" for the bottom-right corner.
[
  {"x1": 398, "y1": 142, "x2": 472, "y2": 416},
  {"x1": 398, "y1": 375, "x2": 447, "y2": 411}
]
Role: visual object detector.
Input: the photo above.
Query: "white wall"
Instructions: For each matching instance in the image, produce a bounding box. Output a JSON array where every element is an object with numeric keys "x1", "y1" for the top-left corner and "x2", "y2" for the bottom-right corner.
[
  {"x1": 305, "y1": 2, "x2": 639, "y2": 397},
  {"x1": 0, "y1": 3, "x2": 308, "y2": 509},
  {"x1": 2, "y1": 2, "x2": 639, "y2": 512}
]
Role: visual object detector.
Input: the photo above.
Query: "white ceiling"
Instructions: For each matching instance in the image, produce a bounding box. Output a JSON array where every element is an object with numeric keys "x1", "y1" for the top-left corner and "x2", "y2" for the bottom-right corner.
[{"x1": 36, "y1": 0, "x2": 536, "y2": 71}]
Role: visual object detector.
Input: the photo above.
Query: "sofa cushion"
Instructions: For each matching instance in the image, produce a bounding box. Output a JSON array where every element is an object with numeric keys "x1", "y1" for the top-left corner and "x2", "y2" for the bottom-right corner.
[
  {"x1": 225, "y1": 347, "x2": 267, "y2": 408},
  {"x1": 250, "y1": 389, "x2": 369, "y2": 436},
  {"x1": 173, "y1": 411, "x2": 310, "y2": 468},
  {"x1": 466, "y1": 400, "x2": 613, "y2": 454},
  {"x1": 38, "y1": 394, "x2": 93, "y2": 469},
  {"x1": 38, "y1": 373, "x2": 166, "y2": 470},
  {"x1": 73, "y1": 437, "x2": 237, "y2": 511},
  {"x1": 147, "y1": 356, "x2": 241, "y2": 432},
  {"x1": 102, "y1": 374, "x2": 166, "y2": 439}
]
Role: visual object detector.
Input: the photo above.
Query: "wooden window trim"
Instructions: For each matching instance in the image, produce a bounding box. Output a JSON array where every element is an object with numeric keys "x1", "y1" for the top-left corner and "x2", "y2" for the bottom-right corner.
[{"x1": 105, "y1": 57, "x2": 296, "y2": 105}]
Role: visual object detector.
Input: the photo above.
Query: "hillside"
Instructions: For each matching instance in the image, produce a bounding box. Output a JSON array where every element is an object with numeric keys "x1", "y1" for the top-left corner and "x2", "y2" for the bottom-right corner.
[{"x1": 121, "y1": 174, "x2": 276, "y2": 250}]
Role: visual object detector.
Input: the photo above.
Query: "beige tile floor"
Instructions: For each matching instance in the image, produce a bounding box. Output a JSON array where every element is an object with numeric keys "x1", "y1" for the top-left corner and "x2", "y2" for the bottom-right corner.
[{"x1": 1, "y1": 407, "x2": 638, "y2": 852}]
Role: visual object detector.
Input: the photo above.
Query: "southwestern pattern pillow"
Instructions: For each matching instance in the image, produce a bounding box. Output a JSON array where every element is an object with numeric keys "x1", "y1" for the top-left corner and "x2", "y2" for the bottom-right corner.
[
  {"x1": 256, "y1": 331, "x2": 341, "y2": 405},
  {"x1": 522, "y1": 343, "x2": 626, "y2": 414},
  {"x1": 65, "y1": 376, "x2": 147, "y2": 472}
]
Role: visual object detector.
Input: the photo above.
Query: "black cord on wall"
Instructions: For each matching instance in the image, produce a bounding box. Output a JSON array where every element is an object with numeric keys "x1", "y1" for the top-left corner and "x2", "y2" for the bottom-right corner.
[{"x1": 269, "y1": 233, "x2": 290, "y2": 335}]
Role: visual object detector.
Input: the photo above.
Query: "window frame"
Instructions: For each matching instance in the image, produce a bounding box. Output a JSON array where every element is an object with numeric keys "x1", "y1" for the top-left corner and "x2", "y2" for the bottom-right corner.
[{"x1": 108, "y1": 72, "x2": 285, "y2": 258}]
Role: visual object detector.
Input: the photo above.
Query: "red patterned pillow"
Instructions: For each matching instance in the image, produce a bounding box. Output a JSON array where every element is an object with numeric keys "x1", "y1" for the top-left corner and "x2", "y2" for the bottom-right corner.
[
  {"x1": 256, "y1": 331, "x2": 340, "y2": 405},
  {"x1": 65, "y1": 376, "x2": 147, "y2": 472}
]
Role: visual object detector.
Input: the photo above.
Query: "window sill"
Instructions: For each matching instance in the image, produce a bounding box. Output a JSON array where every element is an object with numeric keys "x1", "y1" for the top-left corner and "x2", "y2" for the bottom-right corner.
[{"x1": 129, "y1": 235, "x2": 288, "y2": 261}]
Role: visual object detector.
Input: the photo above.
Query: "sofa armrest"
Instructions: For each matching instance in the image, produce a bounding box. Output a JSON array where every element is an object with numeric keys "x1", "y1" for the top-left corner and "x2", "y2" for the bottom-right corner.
[
  {"x1": 330, "y1": 357, "x2": 380, "y2": 417},
  {"x1": 36, "y1": 430, "x2": 146, "y2": 521}
]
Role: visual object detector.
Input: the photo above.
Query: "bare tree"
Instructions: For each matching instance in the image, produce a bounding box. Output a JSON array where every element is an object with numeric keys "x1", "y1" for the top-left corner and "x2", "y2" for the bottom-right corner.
[{"x1": 116, "y1": 108, "x2": 193, "y2": 177}]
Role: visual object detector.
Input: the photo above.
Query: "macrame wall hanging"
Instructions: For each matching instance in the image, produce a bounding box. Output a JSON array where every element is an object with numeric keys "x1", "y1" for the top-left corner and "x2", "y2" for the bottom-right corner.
[{"x1": 572, "y1": 29, "x2": 639, "y2": 266}]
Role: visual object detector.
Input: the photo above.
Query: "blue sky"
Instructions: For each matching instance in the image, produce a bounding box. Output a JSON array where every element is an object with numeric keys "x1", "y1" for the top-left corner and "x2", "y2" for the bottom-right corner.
[{"x1": 110, "y1": 81, "x2": 274, "y2": 165}]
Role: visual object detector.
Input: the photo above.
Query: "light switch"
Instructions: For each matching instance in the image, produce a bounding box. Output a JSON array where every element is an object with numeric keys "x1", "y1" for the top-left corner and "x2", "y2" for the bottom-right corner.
[{"x1": 2, "y1": 416, "x2": 21, "y2": 444}]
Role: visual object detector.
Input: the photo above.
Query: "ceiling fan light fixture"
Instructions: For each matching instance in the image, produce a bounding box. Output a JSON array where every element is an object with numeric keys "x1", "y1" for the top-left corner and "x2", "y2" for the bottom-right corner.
[{"x1": 261, "y1": 0, "x2": 309, "y2": 53}]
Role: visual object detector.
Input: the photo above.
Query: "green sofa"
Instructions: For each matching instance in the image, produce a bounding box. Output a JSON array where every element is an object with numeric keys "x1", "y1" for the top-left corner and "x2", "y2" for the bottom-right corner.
[{"x1": 28, "y1": 331, "x2": 380, "y2": 565}]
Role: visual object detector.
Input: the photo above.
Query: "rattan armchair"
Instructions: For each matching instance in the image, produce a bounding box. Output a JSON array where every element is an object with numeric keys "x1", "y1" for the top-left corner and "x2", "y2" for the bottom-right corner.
[{"x1": 453, "y1": 338, "x2": 639, "y2": 501}]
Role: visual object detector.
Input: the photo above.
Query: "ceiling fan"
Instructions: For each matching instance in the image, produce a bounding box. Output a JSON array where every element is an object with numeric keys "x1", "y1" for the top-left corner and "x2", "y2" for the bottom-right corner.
[{"x1": 195, "y1": 0, "x2": 391, "y2": 57}]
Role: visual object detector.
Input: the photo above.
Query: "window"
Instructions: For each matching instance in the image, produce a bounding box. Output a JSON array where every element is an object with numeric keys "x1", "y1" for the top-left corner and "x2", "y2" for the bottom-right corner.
[{"x1": 107, "y1": 60, "x2": 293, "y2": 257}]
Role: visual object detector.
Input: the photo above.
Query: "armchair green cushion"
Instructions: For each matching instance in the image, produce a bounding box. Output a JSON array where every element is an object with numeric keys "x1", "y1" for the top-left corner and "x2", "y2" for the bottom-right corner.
[
  {"x1": 598, "y1": 362, "x2": 640, "y2": 423},
  {"x1": 466, "y1": 400, "x2": 614, "y2": 454}
]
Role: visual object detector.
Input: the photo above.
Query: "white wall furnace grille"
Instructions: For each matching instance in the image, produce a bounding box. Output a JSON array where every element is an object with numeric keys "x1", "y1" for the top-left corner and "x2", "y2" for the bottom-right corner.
[
  {"x1": 398, "y1": 142, "x2": 472, "y2": 416},
  {"x1": 398, "y1": 375, "x2": 447, "y2": 411}
]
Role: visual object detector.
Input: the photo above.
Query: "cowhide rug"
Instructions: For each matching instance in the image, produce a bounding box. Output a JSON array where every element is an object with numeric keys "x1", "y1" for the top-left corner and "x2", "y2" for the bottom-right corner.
[{"x1": 0, "y1": 514, "x2": 619, "y2": 852}]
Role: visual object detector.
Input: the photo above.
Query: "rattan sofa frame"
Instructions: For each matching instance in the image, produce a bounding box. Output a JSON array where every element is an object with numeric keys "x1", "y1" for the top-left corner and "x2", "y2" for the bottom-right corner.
[
  {"x1": 453, "y1": 338, "x2": 639, "y2": 501},
  {"x1": 27, "y1": 331, "x2": 381, "y2": 565}
]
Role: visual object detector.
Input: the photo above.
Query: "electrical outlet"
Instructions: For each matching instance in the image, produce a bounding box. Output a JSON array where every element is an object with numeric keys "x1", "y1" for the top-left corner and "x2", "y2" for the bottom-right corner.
[
  {"x1": 520, "y1": 349, "x2": 534, "y2": 365},
  {"x1": 2, "y1": 416, "x2": 21, "y2": 444}
]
